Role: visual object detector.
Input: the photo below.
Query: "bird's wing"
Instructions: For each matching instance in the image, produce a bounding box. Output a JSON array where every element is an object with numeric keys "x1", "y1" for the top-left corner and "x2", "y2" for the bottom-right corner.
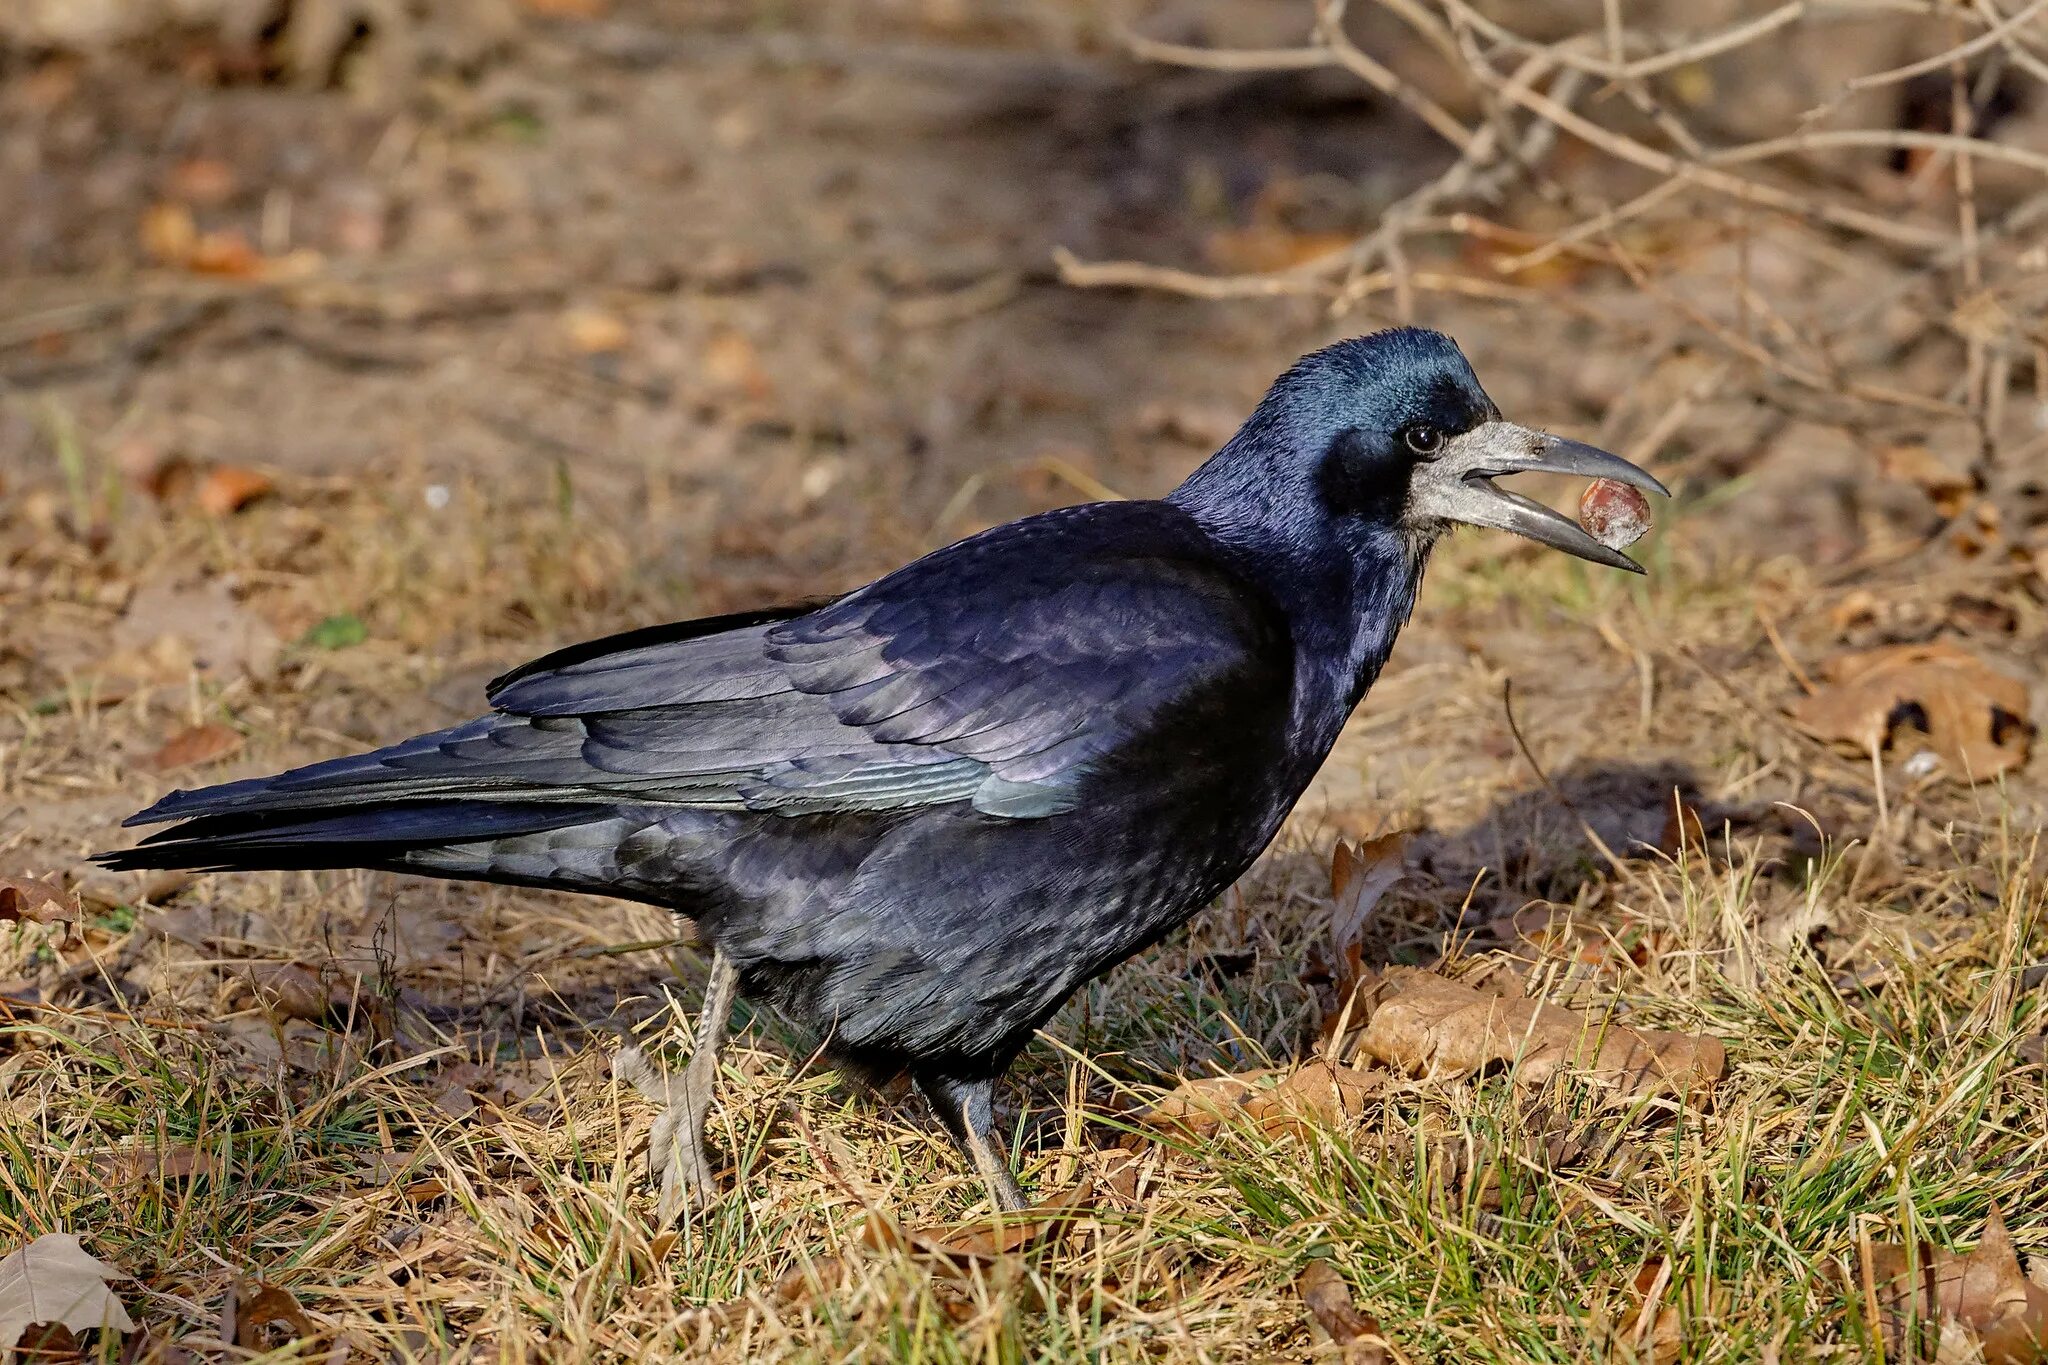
[
  {"x1": 487, "y1": 504, "x2": 1291, "y2": 818},
  {"x1": 127, "y1": 504, "x2": 1289, "y2": 827}
]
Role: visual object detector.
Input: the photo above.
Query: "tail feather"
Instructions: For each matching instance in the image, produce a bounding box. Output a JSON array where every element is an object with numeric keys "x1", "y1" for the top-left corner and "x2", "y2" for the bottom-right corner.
[
  {"x1": 121, "y1": 715, "x2": 582, "y2": 828},
  {"x1": 95, "y1": 798, "x2": 609, "y2": 874}
]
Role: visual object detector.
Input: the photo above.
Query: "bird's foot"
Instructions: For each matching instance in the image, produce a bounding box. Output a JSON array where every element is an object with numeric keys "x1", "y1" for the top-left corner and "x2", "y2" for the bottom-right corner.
[{"x1": 614, "y1": 1043, "x2": 720, "y2": 1219}]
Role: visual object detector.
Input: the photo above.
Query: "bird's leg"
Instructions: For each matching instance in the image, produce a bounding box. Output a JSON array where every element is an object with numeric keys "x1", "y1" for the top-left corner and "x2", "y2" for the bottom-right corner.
[
  {"x1": 916, "y1": 1072, "x2": 1029, "y2": 1213},
  {"x1": 613, "y1": 948, "x2": 739, "y2": 1219}
]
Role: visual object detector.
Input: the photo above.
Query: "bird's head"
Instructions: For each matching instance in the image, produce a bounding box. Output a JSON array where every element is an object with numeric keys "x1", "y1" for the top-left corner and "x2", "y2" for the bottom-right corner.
[{"x1": 1172, "y1": 327, "x2": 1668, "y2": 574}]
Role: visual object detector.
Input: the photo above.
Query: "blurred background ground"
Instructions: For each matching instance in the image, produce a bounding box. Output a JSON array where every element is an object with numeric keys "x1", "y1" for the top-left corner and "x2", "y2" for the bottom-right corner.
[{"x1": 2, "y1": 1, "x2": 2047, "y2": 1361}]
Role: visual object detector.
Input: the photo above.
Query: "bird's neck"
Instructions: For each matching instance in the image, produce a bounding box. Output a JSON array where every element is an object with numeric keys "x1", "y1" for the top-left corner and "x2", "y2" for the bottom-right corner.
[
  {"x1": 1280, "y1": 525, "x2": 1427, "y2": 738},
  {"x1": 1169, "y1": 475, "x2": 1427, "y2": 746}
]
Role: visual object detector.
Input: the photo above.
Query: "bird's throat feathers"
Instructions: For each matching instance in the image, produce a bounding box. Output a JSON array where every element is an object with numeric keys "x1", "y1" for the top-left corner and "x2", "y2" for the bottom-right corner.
[{"x1": 1169, "y1": 417, "x2": 1429, "y2": 741}]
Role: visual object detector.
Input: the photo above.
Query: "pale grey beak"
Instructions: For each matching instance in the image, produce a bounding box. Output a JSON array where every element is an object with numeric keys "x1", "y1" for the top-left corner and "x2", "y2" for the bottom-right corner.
[{"x1": 1407, "y1": 421, "x2": 1670, "y2": 573}]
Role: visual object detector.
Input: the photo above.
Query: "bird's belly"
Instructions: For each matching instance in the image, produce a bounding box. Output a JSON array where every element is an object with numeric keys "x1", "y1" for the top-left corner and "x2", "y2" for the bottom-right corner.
[{"x1": 717, "y1": 784, "x2": 1293, "y2": 1077}]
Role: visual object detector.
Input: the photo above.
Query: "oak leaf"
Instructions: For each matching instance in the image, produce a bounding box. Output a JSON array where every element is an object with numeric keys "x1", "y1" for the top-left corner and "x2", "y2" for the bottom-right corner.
[
  {"x1": 148, "y1": 722, "x2": 242, "y2": 771},
  {"x1": 1298, "y1": 1260, "x2": 1387, "y2": 1363},
  {"x1": 0, "y1": 877, "x2": 76, "y2": 926},
  {"x1": 0, "y1": 1234, "x2": 136, "y2": 1354},
  {"x1": 859, "y1": 1180, "x2": 1095, "y2": 1271},
  {"x1": 1338, "y1": 967, "x2": 1724, "y2": 1103},
  {"x1": 1859, "y1": 1205, "x2": 2048, "y2": 1364},
  {"x1": 1132, "y1": 1059, "x2": 1383, "y2": 1142},
  {"x1": 194, "y1": 465, "x2": 274, "y2": 516},
  {"x1": 1792, "y1": 642, "x2": 2031, "y2": 781},
  {"x1": 233, "y1": 1281, "x2": 316, "y2": 1351}
]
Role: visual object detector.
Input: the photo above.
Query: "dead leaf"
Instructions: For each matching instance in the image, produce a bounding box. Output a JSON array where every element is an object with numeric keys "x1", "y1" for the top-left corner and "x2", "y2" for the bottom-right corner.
[
  {"x1": 1338, "y1": 967, "x2": 1725, "y2": 1103},
  {"x1": 1315, "y1": 832, "x2": 1410, "y2": 1032},
  {"x1": 702, "y1": 331, "x2": 771, "y2": 399},
  {"x1": 113, "y1": 438, "x2": 193, "y2": 501},
  {"x1": 860, "y1": 1180, "x2": 1095, "y2": 1272},
  {"x1": 1658, "y1": 800, "x2": 1710, "y2": 859},
  {"x1": 1132, "y1": 1060, "x2": 1382, "y2": 1143},
  {"x1": 140, "y1": 202, "x2": 198, "y2": 265},
  {"x1": 1297, "y1": 1260, "x2": 1386, "y2": 1362},
  {"x1": 1242, "y1": 1062, "x2": 1384, "y2": 1140},
  {"x1": 148, "y1": 722, "x2": 242, "y2": 771},
  {"x1": 1204, "y1": 226, "x2": 1355, "y2": 274},
  {"x1": 561, "y1": 308, "x2": 628, "y2": 354},
  {"x1": 194, "y1": 465, "x2": 275, "y2": 517},
  {"x1": 166, "y1": 158, "x2": 238, "y2": 206},
  {"x1": 1792, "y1": 642, "x2": 2032, "y2": 781},
  {"x1": 1126, "y1": 1068, "x2": 1274, "y2": 1141},
  {"x1": 234, "y1": 1281, "x2": 315, "y2": 1351},
  {"x1": 0, "y1": 1234, "x2": 136, "y2": 1355},
  {"x1": 186, "y1": 229, "x2": 265, "y2": 278},
  {"x1": 1860, "y1": 1205, "x2": 2048, "y2": 1365},
  {"x1": 93, "y1": 1144, "x2": 213, "y2": 1186},
  {"x1": 1880, "y1": 445, "x2": 1974, "y2": 516},
  {"x1": 0, "y1": 877, "x2": 77, "y2": 926},
  {"x1": 245, "y1": 964, "x2": 339, "y2": 1023},
  {"x1": 523, "y1": 0, "x2": 609, "y2": 15},
  {"x1": 696, "y1": 1253, "x2": 847, "y2": 1331},
  {"x1": 1617, "y1": 1257, "x2": 1684, "y2": 1365}
]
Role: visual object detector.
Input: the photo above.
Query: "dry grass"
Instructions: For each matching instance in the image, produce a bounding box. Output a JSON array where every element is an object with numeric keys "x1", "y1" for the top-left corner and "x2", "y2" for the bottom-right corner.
[
  {"x1": 3, "y1": 441, "x2": 2045, "y2": 1362},
  {"x1": 5, "y1": 0, "x2": 2048, "y2": 1358}
]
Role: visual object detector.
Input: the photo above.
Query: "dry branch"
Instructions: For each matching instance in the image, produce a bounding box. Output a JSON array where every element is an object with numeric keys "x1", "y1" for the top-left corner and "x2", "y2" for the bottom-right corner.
[{"x1": 1062, "y1": 0, "x2": 2048, "y2": 470}]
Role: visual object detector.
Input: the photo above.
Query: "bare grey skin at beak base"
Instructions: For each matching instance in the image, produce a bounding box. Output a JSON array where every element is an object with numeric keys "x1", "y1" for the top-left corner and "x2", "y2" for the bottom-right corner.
[{"x1": 1408, "y1": 421, "x2": 1671, "y2": 572}]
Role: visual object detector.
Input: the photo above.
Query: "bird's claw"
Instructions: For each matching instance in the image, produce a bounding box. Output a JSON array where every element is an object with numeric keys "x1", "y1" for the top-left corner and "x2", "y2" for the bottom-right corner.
[{"x1": 617, "y1": 1042, "x2": 722, "y2": 1219}]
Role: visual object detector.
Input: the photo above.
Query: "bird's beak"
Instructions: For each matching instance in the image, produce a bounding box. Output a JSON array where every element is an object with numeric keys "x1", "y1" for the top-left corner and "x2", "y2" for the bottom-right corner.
[{"x1": 1407, "y1": 421, "x2": 1670, "y2": 573}]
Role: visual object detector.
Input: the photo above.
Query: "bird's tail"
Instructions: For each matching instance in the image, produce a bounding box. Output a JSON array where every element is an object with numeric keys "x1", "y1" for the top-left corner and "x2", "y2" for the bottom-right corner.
[
  {"x1": 94, "y1": 797, "x2": 608, "y2": 875},
  {"x1": 95, "y1": 716, "x2": 637, "y2": 887}
]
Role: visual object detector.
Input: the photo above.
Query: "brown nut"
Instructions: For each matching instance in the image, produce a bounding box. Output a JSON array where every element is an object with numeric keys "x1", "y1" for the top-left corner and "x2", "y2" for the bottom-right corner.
[{"x1": 1578, "y1": 478, "x2": 1653, "y2": 551}]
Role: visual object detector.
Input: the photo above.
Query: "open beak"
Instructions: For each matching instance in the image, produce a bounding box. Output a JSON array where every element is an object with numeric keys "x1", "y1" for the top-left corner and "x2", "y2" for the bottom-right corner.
[{"x1": 1409, "y1": 421, "x2": 1671, "y2": 573}]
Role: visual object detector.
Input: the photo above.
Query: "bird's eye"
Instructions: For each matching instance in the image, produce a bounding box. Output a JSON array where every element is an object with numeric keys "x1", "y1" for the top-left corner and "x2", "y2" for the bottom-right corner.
[{"x1": 1402, "y1": 424, "x2": 1444, "y2": 457}]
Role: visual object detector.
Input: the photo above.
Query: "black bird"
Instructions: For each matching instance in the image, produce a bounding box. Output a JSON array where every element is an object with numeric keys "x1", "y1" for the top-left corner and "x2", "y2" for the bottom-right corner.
[{"x1": 98, "y1": 328, "x2": 1666, "y2": 1213}]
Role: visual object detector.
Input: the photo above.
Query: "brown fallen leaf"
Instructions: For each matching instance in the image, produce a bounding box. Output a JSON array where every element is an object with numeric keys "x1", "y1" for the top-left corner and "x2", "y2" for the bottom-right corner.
[
  {"x1": 186, "y1": 230, "x2": 265, "y2": 279},
  {"x1": 561, "y1": 308, "x2": 629, "y2": 354},
  {"x1": 1337, "y1": 967, "x2": 1725, "y2": 1103},
  {"x1": 1617, "y1": 1257, "x2": 1684, "y2": 1365},
  {"x1": 1315, "y1": 833, "x2": 1411, "y2": 1036},
  {"x1": 1297, "y1": 1260, "x2": 1386, "y2": 1363},
  {"x1": 194, "y1": 465, "x2": 275, "y2": 517},
  {"x1": 140, "y1": 202, "x2": 198, "y2": 265},
  {"x1": 1792, "y1": 641, "x2": 2033, "y2": 781},
  {"x1": 1880, "y1": 444, "x2": 1975, "y2": 517},
  {"x1": 148, "y1": 722, "x2": 243, "y2": 771},
  {"x1": 113, "y1": 438, "x2": 193, "y2": 501},
  {"x1": 1859, "y1": 1205, "x2": 2048, "y2": 1365},
  {"x1": 1657, "y1": 799, "x2": 1710, "y2": 860},
  {"x1": 245, "y1": 964, "x2": 340, "y2": 1023},
  {"x1": 1126, "y1": 1068, "x2": 1274, "y2": 1141},
  {"x1": 860, "y1": 1180, "x2": 1095, "y2": 1272},
  {"x1": 0, "y1": 876, "x2": 77, "y2": 926},
  {"x1": 702, "y1": 330, "x2": 772, "y2": 400},
  {"x1": 1132, "y1": 1059, "x2": 1382, "y2": 1143},
  {"x1": 0, "y1": 1233, "x2": 136, "y2": 1354},
  {"x1": 233, "y1": 1281, "x2": 316, "y2": 1351},
  {"x1": 166, "y1": 157, "x2": 238, "y2": 206},
  {"x1": 1204, "y1": 225, "x2": 1356, "y2": 274},
  {"x1": 694, "y1": 1251, "x2": 851, "y2": 1332},
  {"x1": 93, "y1": 1144, "x2": 213, "y2": 1187}
]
